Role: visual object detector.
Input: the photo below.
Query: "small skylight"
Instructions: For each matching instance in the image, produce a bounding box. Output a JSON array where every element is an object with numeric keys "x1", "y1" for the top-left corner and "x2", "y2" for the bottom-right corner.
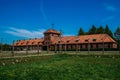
[
  {"x1": 32, "y1": 42, "x2": 34, "y2": 44},
  {"x1": 21, "y1": 42, "x2": 23, "y2": 45},
  {"x1": 75, "y1": 39, "x2": 79, "y2": 42},
  {"x1": 93, "y1": 38, "x2": 97, "y2": 41},
  {"x1": 85, "y1": 38, "x2": 89, "y2": 42},
  {"x1": 58, "y1": 41, "x2": 61, "y2": 43},
  {"x1": 67, "y1": 40, "x2": 70, "y2": 43}
]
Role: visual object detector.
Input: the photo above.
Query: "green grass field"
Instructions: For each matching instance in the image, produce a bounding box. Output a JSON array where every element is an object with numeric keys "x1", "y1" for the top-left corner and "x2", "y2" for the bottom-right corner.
[{"x1": 0, "y1": 54, "x2": 120, "y2": 80}]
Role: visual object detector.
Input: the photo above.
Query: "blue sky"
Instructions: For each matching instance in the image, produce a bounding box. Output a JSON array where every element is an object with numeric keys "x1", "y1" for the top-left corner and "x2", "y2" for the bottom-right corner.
[{"x1": 0, "y1": 0, "x2": 120, "y2": 44}]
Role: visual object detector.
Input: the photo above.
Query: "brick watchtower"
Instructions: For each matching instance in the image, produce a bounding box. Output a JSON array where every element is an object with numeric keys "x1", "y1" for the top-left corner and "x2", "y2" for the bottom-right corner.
[{"x1": 43, "y1": 29, "x2": 60, "y2": 50}]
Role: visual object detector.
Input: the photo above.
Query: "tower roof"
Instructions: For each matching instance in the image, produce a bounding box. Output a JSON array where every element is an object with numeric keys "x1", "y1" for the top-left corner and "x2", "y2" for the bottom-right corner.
[{"x1": 44, "y1": 29, "x2": 60, "y2": 34}]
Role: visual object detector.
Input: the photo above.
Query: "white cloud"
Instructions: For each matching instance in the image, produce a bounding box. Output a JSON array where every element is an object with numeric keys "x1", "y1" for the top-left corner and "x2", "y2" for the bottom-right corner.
[
  {"x1": 5, "y1": 27, "x2": 46, "y2": 38},
  {"x1": 102, "y1": 16, "x2": 115, "y2": 22},
  {"x1": 104, "y1": 4, "x2": 117, "y2": 11}
]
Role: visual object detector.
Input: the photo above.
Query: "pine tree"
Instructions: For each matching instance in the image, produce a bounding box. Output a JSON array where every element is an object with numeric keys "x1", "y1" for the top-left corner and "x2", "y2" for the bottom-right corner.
[
  {"x1": 96, "y1": 25, "x2": 104, "y2": 34},
  {"x1": 114, "y1": 27, "x2": 120, "y2": 53},
  {"x1": 105, "y1": 25, "x2": 113, "y2": 38},
  {"x1": 78, "y1": 27, "x2": 85, "y2": 36},
  {"x1": 114, "y1": 27, "x2": 120, "y2": 40},
  {"x1": 88, "y1": 25, "x2": 97, "y2": 34},
  {"x1": 115, "y1": 27, "x2": 120, "y2": 34}
]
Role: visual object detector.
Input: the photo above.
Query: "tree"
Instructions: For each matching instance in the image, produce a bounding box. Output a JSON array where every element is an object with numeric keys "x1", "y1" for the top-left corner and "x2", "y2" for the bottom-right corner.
[
  {"x1": 115, "y1": 27, "x2": 120, "y2": 34},
  {"x1": 105, "y1": 25, "x2": 113, "y2": 38},
  {"x1": 114, "y1": 27, "x2": 120, "y2": 53},
  {"x1": 88, "y1": 25, "x2": 97, "y2": 34},
  {"x1": 96, "y1": 25, "x2": 104, "y2": 34},
  {"x1": 78, "y1": 27, "x2": 85, "y2": 36},
  {"x1": 0, "y1": 44, "x2": 11, "y2": 51}
]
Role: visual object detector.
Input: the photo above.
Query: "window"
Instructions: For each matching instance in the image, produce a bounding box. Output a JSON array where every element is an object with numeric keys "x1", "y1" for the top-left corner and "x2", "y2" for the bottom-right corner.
[
  {"x1": 21, "y1": 42, "x2": 23, "y2": 45},
  {"x1": 32, "y1": 42, "x2": 34, "y2": 44},
  {"x1": 85, "y1": 44, "x2": 88, "y2": 48},
  {"x1": 75, "y1": 39, "x2": 79, "y2": 42},
  {"x1": 27, "y1": 41, "x2": 29, "y2": 44},
  {"x1": 47, "y1": 42, "x2": 49, "y2": 44},
  {"x1": 96, "y1": 44, "x2": 98, "y2": 48},
  {"x1": 90, "y1": 44, "x2": 93, "y2": 48},
  {"x1": 58, "y1": 41, "x2": 61, "y2": 43},
  {"x1": 72, "y1": 44, "x2": 75, "y2": 48},
  {"x1": 80, "y1": 44, "x2": 82, "y2": 49},
  {"x1": 16, "y1": 43, "x2": 18, "y2": 45},
  {"x1": 67, "y1": 40, "x2": 70, "y2": 43},
  {"x1": 108, "y1": 43, "x2": 111, "y2": 48},
  {"x1": 85, "y1": 38, "x2": 89, "y2": 42},
  {"x1": 38, "y1": 42, "x2": 40, "y2": 44},
  {"x1": 93, "y1": 38, "x2": 97, "y2": 42}
]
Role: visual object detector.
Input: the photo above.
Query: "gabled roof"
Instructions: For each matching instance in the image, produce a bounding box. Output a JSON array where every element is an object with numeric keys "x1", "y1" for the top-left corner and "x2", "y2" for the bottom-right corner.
[
  {"x1": 51, "y1": 34, "x2": 115, "y2": 44},
  {"x1": 51, "y1": 36, "x2": 76, "y2": 44},
  {"x1": 14, "y1": 34, "x2": 116, "y2": 46},
  {"x1": 14, "y1": 38, "x2": 43, "y2": 46}
]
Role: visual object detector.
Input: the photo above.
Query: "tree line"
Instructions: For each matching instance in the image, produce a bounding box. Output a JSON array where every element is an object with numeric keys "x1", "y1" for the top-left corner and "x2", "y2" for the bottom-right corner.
[
  {"x1": 0, "y1": 44, "x2": 11, "y2": 51},
  {"x1": 78, "y1": 24, "x2": 120, "y2": 38}
]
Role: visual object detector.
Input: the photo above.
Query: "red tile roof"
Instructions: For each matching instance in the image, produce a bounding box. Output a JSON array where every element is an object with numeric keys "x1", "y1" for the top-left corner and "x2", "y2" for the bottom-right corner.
[
  {"x1": 51, "y1": 34, "x2": 115, "y2": 44},
  {"x1": 14, "y1": 34, "x2": 116, "y2": 46},
  {"x1": 44, "y1": 29, "x2": 60, "y2": 34},
  {"x1": 14, "y1": 38, "x2": 43, "y2": 46}
]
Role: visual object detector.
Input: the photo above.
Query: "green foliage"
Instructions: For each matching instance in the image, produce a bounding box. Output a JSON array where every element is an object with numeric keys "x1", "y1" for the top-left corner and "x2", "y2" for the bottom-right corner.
[
  {"x1": 0, "y1": 55, "x2": 120, "y2": 80},
  {"x1": 105, "y1": 25, "x2": 113, "y2": 38},
  {"x1": 78, "y1": 25, "x2": 113, "y2": 38},
  {"x1": 114, "y1": 27, "x2": 120, "y2": 39},
  {"x1": 114, "y1": 27, "x2": 120, "y2": 49},
  {"x1": 115, "y1": 27, "x2": 120, "y2": 34},
  {"x1": 88, "y1": 25, "x2": 97, "y2": 34},
  {"x1": 0, "y1": 44, "x2": 11, "y2": 51},
  {"x1": 78, "y1": 27, "x2": 85, "y2": 36},
  {"x1": 96, "y1": 25, "x2": 105, "y2": 34}
]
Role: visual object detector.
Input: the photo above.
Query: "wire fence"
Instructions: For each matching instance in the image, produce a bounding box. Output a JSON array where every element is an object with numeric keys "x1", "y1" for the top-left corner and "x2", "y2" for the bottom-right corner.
[{"x1": 0, "y1": 50, "x2": 120, "y2": 58}]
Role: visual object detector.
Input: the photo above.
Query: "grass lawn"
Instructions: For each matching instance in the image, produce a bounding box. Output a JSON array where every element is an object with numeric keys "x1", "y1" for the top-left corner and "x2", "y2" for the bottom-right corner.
[{"x1": 0, "y1": 54, "x2": 120, "y2": 80}]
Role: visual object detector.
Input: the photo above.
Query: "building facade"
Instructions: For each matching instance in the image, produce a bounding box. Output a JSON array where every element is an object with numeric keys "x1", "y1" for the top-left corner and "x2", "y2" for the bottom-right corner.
[{"x1": 14, "y1": 29, "x2": 117, "y2": 51}]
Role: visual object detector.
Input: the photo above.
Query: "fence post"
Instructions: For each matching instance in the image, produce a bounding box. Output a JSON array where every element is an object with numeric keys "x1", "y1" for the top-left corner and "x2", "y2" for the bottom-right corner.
[
  {"x1": 0, "y1": 38, "x2": 3, "y2": 53},
  {"x1": 47, "y1": 43, "x2": 49, "y2": 53},
  {"x1": 37, "y1": 42, "x2": 39, "y2": 54},
  {"x1": 26, "y1": 41, "x2": 28, "y2": 55},
  {"x1": 64, "y1": 43, "x2": 66, "y2": 53},
  {"x1": 54, "y1": 43, "x2": 57, "y2": 53},
  {"x1": 88, "y1": 39, "x2": 90, "y2": 54},
  {"x1": 12, "y1": 40, "x2": 15, "y2": 56},
  {"x1": 102, "y1": 39, "x2": 104, "y2": 55},
  {"x1": 118, "y1": 39, "x2": 120, "y2": 54},
  {"x1": 76, "y1": 42, "x2": 78, "y2": 54}
]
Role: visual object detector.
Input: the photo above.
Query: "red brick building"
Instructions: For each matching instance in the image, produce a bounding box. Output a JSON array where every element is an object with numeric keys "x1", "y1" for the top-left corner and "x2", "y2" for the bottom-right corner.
[{"x1": 14, "y1": 29, "x2": 117, "y2": 51}]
